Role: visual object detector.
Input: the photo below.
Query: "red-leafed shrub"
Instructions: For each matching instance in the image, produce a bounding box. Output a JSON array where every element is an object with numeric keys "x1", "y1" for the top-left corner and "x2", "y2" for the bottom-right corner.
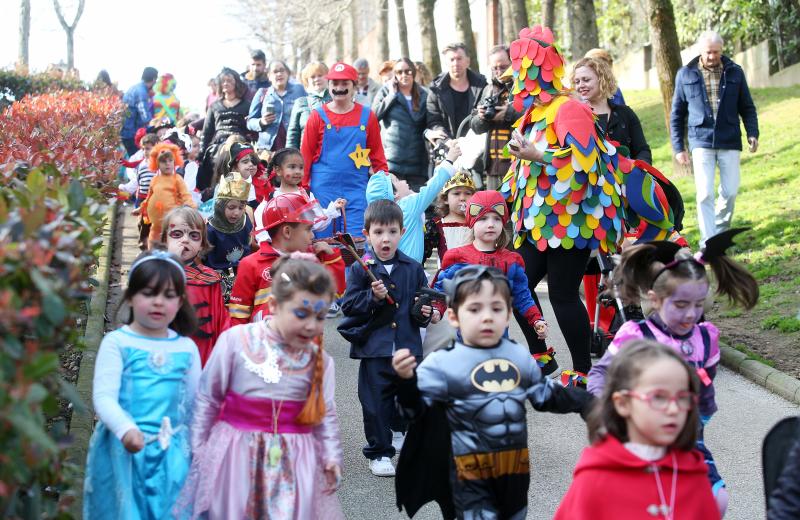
[{"x1": 0, "y1": 90, "x2": 124, "y2": 517}]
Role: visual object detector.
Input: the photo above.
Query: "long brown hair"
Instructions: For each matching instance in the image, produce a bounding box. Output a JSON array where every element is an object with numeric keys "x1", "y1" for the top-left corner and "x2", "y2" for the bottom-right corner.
[
  {"x1": 613, "y1": 244, "x2": 759, "y2": 309},
  {"x1": 586, "y1": 340, "x2": 700, "y2": 450},
  {"x1": 269, "y1": 256, "x2": 336, "y2": 425},
  {"x1": 395, "y1": 57, "x2": 421, "y2": 112}
]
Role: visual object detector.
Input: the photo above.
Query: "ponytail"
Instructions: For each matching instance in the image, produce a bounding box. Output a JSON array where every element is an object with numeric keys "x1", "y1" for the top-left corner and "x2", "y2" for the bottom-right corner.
[
  {"x1": 707, "y1": 255, "x2": 759, "y2": 309},
  {"x1": 612, "y1": 244, "x2": 665, "y2": 304}
]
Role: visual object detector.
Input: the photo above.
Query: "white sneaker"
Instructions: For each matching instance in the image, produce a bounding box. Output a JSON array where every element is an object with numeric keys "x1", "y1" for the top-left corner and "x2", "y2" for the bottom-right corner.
[
  {"x1": 369, "y1": 457, "x2": 396, "y2": 477},
  {"x1": 326, "y1": 302, "x2": 342, "y2": 319},
  {"x1": 391, "y1": 431, "x2": 405, "y2": 452}
]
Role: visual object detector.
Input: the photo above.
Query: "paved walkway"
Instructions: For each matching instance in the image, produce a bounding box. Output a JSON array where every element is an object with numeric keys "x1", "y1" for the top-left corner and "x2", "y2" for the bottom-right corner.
[{"x1": 113, "y1": 210, "x2": 799, "y2": 519}]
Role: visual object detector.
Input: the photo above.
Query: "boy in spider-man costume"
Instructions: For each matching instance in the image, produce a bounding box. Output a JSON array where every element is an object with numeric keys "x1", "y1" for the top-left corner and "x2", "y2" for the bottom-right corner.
[{"x1": 433, "y1": 191, "x2": 558, "y2": 375}]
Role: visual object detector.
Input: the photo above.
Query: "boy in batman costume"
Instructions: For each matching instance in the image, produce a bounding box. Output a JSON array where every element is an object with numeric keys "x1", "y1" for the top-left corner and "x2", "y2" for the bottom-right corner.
[{"x1": 392, "y1": 266, "x2": 593, "y2": 519}]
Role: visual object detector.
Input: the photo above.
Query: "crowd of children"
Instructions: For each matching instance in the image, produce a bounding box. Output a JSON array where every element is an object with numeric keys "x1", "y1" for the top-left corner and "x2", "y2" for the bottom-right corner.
[{"x1": 87, "y1": 55, "x2": 770, "y2": 519}]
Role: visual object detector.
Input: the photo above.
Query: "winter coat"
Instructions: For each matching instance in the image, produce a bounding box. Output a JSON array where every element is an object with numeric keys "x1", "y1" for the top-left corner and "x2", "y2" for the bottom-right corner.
[
  {"x1": 426, "y1": 69, "x2": 487, "y2": 138},
  {"x1": 670, "y1": 55, "x2": 759, "y2": 152},
  {"x1": 287, "y1": 89, "x2": 332, "y2": 149},
  {"x1": 200, "y1": 98, "x2": 250, "y2": 152},
  {"x1": 372, "y1": 85, "x2": 430, "y2": 181},
  {"x1": 606, "y1": 101, "x2": 652, "y2": 163},
  {"x1": 247, "y1": 83, "x2": 307, "y2": 150},
  {"x1": 554, "y1": 435, "x2": 720, "y2": 519}
]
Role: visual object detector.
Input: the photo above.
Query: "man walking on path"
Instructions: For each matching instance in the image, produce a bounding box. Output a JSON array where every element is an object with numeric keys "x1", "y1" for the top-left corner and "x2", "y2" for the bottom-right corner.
[
  {"x1": 121, "y1": 67, "x2": 158, "y2": 156},
  {"x1": 670, "y1": 30, "x2": 759, "y2": 246}
]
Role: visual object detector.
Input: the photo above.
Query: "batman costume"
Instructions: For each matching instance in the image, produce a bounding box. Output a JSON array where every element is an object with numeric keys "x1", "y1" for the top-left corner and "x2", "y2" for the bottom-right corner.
[{"x1": 395, "y1": 337, "x2": 591, "y2": 519}]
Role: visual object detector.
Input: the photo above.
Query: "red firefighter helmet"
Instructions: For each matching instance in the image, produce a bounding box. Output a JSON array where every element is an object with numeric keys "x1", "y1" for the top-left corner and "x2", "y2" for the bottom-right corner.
[{"x1": 255, "y1": 192, "x2": 325, "y2": 233}]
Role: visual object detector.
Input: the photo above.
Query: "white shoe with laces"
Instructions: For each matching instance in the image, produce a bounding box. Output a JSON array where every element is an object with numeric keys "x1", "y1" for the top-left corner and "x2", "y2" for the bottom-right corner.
[
  {"x1": 326, "y1": 302, "x2": 342, "y2": 319},
  {"x1": 369, "y1": 457, "x2": 396, "y2": 477}
]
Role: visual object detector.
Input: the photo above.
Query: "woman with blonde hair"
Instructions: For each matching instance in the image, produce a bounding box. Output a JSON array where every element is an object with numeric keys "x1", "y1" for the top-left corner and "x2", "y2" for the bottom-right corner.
[
  {"x1": 287, "y1": 62, "x2": 332, "y2": 149},
  {"x1": 584, "y1": 48, "x2": 626, "y2": 105}
]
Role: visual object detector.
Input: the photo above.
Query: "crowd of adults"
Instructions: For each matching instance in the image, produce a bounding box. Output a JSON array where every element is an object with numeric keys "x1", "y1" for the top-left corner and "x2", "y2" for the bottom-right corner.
[{"x1": 119, "y1": 29, "x2": 759, "y2": 378}]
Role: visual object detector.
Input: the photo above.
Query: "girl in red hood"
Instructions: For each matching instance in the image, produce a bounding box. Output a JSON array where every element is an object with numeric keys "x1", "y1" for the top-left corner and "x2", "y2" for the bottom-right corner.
[{"x1": 555, "y1": 340, "x2": 720, "y2": 519}]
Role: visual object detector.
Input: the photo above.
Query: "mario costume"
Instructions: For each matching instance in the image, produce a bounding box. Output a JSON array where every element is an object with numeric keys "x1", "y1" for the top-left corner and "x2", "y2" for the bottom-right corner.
[
  {"x1": 300, "y1": 62, "x2": 388, "y2": 237},
  {"x1": 228, "y1": 193, "x2": 346, "y2": 324}
]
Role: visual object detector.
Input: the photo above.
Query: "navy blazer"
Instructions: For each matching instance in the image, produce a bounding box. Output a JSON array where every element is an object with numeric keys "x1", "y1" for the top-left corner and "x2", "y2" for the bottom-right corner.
[
  {"x1": 339, "y1": 251, "x2": 429, "y2": 358},
  {"x1": 670, "y1": 55, "x2": 759, "y2": 153}
]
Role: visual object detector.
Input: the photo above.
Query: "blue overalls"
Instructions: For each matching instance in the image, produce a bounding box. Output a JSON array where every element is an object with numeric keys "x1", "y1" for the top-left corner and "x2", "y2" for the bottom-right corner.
[{"x1": 309, "y1": 104, "x2": 372, "y2": 238}]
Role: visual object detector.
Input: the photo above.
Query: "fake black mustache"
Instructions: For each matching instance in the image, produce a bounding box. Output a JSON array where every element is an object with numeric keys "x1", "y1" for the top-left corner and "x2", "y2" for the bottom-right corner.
[{"x1": 331, "y1": 89, "x2": 350, "y2": 96}]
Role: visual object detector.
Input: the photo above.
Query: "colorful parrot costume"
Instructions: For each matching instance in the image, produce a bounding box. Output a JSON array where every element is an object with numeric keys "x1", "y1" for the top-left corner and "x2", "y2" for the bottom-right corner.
[
  {"x1": 153, "y1": 73, "x2": 181, "y2": 124},
  {"x1": 501, "y1": 26, "x2": 675, "y2": 254}
]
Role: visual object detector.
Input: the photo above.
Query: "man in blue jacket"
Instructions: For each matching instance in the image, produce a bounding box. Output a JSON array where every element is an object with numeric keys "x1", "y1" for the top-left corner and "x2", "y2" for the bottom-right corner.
[
  {"x1": 121, "y1": 67, "x2": 158, "y2": 156},
  {"x1": 670, "y1": 30, "x2": 759, "y2": 246}
]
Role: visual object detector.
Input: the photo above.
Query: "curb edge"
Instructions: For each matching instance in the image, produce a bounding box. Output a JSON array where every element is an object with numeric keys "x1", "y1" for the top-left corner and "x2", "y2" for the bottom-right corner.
[
  {"x1": 720, "y1": 344, "x2": 800, "y2": 406},
  {"x1": 65, "y1": 200, "x2": 118, "y2": 516}
]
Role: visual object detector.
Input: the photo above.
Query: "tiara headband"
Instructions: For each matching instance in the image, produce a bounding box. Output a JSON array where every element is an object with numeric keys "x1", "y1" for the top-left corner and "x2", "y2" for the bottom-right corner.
[{"x1": 129, "y1": 250, "x2": 187, "y2": 283}]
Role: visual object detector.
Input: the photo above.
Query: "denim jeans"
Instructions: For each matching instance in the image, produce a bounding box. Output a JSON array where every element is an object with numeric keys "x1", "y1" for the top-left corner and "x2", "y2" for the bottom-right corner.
[{"x1": 691, "y1": 148, "x2": 741, "y2": 245}]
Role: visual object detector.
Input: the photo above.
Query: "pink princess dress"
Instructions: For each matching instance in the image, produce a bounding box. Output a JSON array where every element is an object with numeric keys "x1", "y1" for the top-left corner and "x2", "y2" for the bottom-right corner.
[{"x1": 175, "y1": 321, "x2": 344, "y2": 519}]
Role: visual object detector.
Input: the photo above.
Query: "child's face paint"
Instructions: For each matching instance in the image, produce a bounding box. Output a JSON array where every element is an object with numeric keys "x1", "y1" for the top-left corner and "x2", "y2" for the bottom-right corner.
[
  {"x1": 224, "y1": 200, "x2": 246, "y2": 224},
  {"x1": 472, "y1": 212, "x2": 503, "y2": 249},
  {"x1": 651, "y1": 280, "x2": 709, "y2": 336},
  {"x1": 448, "y1": 280, "x2": 512, "y2": 348},
  {"x1": 276, "y1": 154, "x2": 304, "y2": 189},
  {"x1": 447, "y1": 187, "x2": 474, "y2": 217},
  {"x1": 271, "y1": 290, "x2": 331, "y2": 349},
  {"x1": 612, "y1": 357, "x2": 691, "y2": 448},
  {"x1": 128, "y1": 280, "x2": 181, "y2": 337},
  {"x1": 165, "y1": 217, "x2": 203, "y2": 264}
]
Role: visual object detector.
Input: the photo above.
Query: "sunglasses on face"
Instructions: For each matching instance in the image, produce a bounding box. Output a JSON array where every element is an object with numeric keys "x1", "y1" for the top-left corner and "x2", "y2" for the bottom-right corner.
[
  {"x1": 620, "y1": 389, "x2": 697, "y2": 411},
  {"x1": 394, "y1": 69, "x2": 414, "y2": 75},
  {"x1": 168, "y1": 229, "x2": 202, "y2": 241}
]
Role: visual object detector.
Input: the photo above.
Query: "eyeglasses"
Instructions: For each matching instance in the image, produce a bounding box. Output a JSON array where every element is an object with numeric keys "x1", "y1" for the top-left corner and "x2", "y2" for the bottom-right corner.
[
  {"x1": 168, "y1": 229, "x2": 202, "y2": 242},
  {"x1": 394, "y1": 69, "x2": 414, "y2": 75},
  {"x1": 620, "y1": 389, "x2": 697, "y2": 411}
]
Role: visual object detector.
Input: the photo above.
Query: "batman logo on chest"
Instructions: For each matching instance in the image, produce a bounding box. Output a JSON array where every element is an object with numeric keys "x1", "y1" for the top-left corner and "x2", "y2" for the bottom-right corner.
[{"x1": 470, "y1": 359, "x2": 521, "y2": 392}]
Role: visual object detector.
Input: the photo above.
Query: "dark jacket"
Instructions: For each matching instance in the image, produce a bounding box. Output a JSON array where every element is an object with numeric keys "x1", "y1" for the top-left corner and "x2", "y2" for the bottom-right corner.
[
  {"x1": 426, "y1": 69, "x2": 487, "y2": 138},
  {"x1": 372, "y1": 85, "x2": 430, "y2": 180},
  {"x1": 200, "y1": 98, "x2": 250, "y2": 153},
  {"x1": 670, "y1": 55, "x2": 759, "y2": 152},
  {"x1": 466, "y1": 82, "x2": 524, "y2": 172},
  {"x1": 339, "y1": 251, "x2": 429, "y2": 358},
  {"x1": 605, "y1": 101, "x2": 652, "y2": 163},
  {"x1": 769, "y1": 432, "x2": 800, "y2": 519}
]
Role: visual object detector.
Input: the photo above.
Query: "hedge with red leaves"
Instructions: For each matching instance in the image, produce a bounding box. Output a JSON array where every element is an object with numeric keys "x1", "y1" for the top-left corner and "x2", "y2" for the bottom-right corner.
[{"x1": 0, "y1": 90, "x2": 124, "y2": 517}]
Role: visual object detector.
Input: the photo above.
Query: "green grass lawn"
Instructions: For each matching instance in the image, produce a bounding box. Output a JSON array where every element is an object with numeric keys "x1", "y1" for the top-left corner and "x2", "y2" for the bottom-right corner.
[{"x1": 624, "y1": 87, "x2": 800, "y2": 370}]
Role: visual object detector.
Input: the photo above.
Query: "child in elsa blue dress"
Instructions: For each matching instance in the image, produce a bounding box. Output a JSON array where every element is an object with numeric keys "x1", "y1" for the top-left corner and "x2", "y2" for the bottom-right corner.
[{"x1": 83, "y1": 250, "x2": 201, "y2": 519}]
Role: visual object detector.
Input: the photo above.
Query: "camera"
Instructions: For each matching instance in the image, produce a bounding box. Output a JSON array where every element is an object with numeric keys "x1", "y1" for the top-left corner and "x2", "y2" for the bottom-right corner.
[{"x1": 480, "y1": 95, "x2": 499, "y2": 120}]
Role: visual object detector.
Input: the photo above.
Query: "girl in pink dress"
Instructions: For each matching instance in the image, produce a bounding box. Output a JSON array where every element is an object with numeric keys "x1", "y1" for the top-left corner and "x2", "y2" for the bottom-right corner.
[{"x1": 176, "y1": 256, "x2": 343, "y2": 519}]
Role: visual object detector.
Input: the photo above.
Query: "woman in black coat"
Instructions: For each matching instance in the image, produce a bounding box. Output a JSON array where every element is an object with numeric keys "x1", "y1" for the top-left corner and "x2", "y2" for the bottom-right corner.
[
  {"x1": 571, "y1": 57, "x2": 651, "y2": 162},
  {"x1": 371, "y1": 58, "x2": 430, "y2": 191},
  {"x1": 197, "y1": 67, "x2": 251, "y2": 192}
]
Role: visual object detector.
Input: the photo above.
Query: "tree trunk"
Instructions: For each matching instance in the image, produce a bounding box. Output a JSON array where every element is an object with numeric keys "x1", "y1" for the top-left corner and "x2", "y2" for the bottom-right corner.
[
  {"x1": 500, "y1": 0, "x2": 517, "y2": 43},
  {"x1": 19, "y1": 0, "x2": 30, "y2": 69},
  {"x1": 52, "y1": 0, "x2": 85, "y2": 71},
  {"x1": 542, "y1": 0, "x2": 556, "y2": 32},
  {"x1": 508, "y1": 0, "x2": 528, "y2": 35},
  {"x1": 349, "y1": 0, "x2": 360, "y2": 61},
  {"x1": 334, "y1": 23, "x2": 345, "y2": 62},
  {"x1": 646, "y1": 0, "x2": 691, "y2": 175},
  {"x1": 566, "y1": 0, "x2": 599, "y2": 60},
  {"x1": 454, "y1": 0, "x2": 478, "y2": 65},
  {"x1": 396, "y1": 0, "x2": 411, "y2": 58},
  {"x1": 377, "y1": 0, "x2": 390, "y2": 60},
  {"x1": 418, "y1": 0, "x2": 441, "y2": 75}
]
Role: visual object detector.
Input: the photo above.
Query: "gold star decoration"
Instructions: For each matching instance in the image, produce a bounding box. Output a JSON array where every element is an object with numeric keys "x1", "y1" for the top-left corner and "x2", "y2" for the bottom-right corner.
[{"x1": 348, "y1": 143, "x2": 372, "y2": 169}]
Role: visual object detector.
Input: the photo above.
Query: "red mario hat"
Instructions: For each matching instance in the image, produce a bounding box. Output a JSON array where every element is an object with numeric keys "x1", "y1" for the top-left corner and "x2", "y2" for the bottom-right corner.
[
  {"x1": 326, "y1": 62, "x2": 358, "y2": 82},
  {"x1": 465, "y1": 191, "x2": 510, "y2": 228}
]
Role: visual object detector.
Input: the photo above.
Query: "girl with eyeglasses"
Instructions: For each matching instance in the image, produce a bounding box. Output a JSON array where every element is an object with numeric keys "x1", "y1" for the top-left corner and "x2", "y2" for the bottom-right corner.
[
  {"x1": 556, "y1": 340, "x2": 720, "y2": 519},
  {"x1": 587, "y1": 231, "x2": 759, "y2": 516},
  {"x1": 161, "y1": 206, "x2": 231, "y2": 366}
]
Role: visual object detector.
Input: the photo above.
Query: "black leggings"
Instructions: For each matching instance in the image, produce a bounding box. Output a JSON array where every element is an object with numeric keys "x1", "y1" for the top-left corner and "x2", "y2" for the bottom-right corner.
[{"x1": 513, "y1": 242, "x2": 592, "y2": 374}]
